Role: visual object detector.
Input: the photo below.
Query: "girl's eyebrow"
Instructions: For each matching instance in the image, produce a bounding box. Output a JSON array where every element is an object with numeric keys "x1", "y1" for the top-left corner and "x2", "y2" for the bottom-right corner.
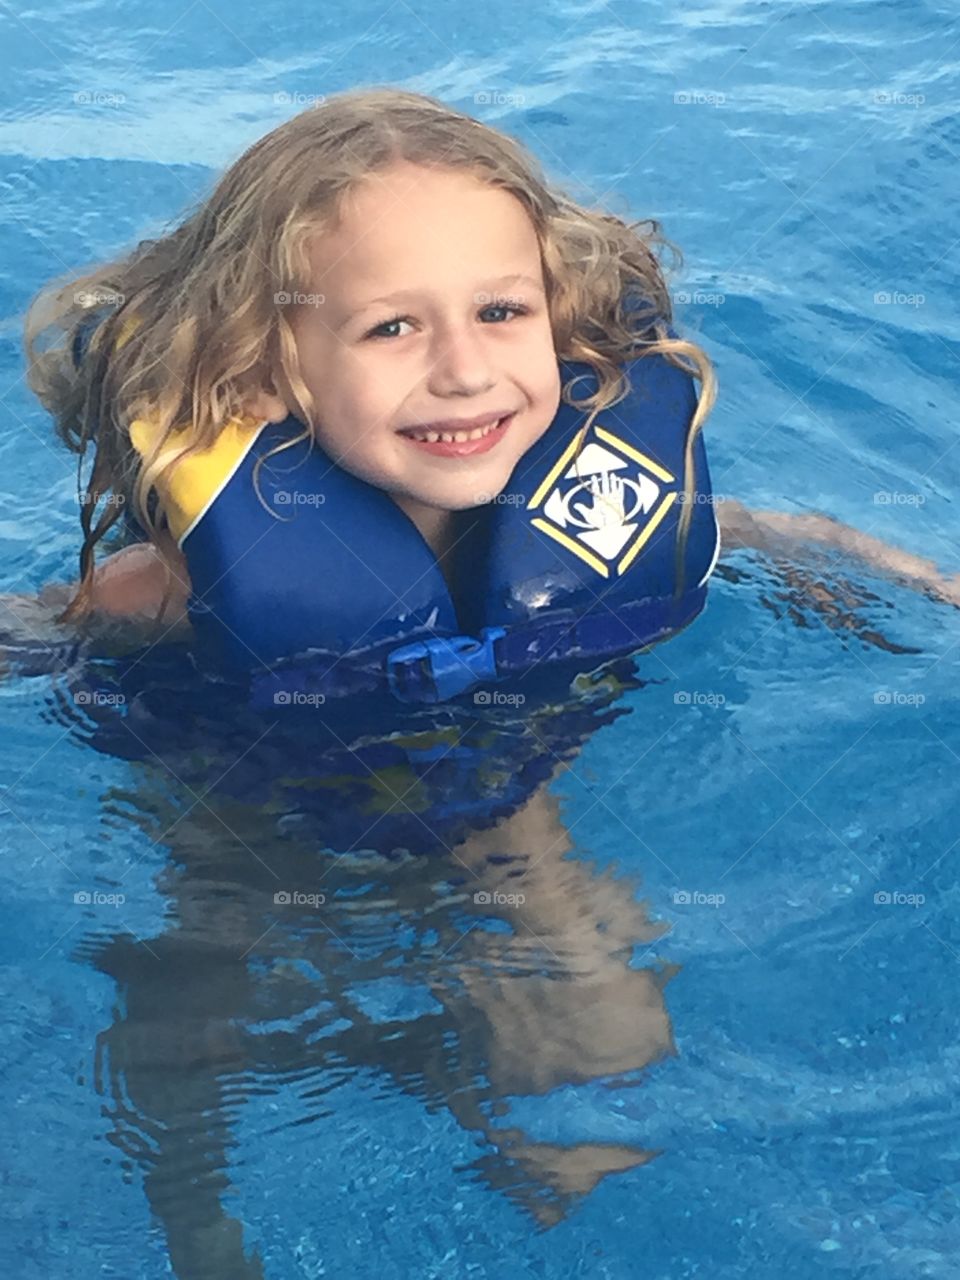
[{"x1": 337, "y1": 273, "x2": 546, "y2": 329}]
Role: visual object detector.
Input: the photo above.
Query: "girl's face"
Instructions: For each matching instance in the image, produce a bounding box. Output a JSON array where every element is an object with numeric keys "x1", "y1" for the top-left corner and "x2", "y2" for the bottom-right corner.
[{"x1": 260, "y1": 162, "x2": 562, "y2": 517}]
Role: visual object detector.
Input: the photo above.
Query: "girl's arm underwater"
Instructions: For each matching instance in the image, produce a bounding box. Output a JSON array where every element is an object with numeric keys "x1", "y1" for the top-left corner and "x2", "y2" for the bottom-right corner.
[
  {"x1": 0, "y1": 543, "x2": 192, "y2": 668},
  {"x1": 76, "y1": 541, "x2": 192, "y2": 626},
  {"x1": 716, "y1": 499, "x2": 960, "y2": 608}
]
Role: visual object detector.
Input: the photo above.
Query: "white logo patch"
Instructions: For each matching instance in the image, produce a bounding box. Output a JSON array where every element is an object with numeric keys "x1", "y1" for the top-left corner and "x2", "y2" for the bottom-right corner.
[{"x1": 529, "y1": 428, "x2": 678, "y2": 579}]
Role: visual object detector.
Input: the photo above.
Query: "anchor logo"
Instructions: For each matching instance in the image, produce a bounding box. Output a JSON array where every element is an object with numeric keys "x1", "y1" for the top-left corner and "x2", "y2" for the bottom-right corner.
[{"x1": 528, "y1": 428, "x2": 679, "y2": 578}]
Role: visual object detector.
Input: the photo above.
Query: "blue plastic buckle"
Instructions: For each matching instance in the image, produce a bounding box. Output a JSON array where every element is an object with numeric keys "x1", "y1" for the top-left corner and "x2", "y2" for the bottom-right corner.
[{"x1": 385, "y1": 626, "x2": 506, "y2": 703}]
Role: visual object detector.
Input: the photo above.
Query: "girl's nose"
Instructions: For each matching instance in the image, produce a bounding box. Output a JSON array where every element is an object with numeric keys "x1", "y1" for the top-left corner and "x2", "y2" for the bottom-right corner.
[{"x1": 427, "y1": 324, "x2": 496, "y2": 397}]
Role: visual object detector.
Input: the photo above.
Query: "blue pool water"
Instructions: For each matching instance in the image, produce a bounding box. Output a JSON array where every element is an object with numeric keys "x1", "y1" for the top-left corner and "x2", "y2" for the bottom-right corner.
[{"x1": 2, "y1": 1, "x2": 959, "y2": 1277}]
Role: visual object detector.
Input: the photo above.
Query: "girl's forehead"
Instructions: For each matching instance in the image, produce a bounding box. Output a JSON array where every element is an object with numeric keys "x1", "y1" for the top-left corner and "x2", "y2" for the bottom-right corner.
[
  {"x1": 304, "y1": 171, "x2": 540, "y2": 281},
  {"x1": 334, "y1": 164, "x2": 530, "y2": 233}
]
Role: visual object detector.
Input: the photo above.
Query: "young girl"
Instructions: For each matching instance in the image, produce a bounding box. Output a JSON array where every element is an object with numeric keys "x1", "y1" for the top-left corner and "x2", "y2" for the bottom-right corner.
[{"x1": 14, "y1": 86, "x2": 960, "y2": 684}]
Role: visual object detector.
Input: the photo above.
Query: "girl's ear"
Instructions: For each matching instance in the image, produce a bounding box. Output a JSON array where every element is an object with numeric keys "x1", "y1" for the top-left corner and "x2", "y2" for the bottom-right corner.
[{"x1": 243, "y1": 385, "x2": 290, "y2": 423}]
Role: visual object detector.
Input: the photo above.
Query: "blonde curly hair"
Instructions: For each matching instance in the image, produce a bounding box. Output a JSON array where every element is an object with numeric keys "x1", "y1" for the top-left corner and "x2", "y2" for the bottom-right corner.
[{"x1": 22, "y1": 85, "x2": 717, "y2": 624}]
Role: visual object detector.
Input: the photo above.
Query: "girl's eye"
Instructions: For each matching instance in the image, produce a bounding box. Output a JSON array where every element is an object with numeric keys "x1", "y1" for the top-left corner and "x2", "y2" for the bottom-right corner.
[
  {"x1": 482, "y1": 304, "x2": 529, "y2": 325},
  {"x1": 365, "y1": 315, "x2": 413, "y2": 341},
  {"x1": 363, "y1": 303, "x2": 530, "y2": 341}
]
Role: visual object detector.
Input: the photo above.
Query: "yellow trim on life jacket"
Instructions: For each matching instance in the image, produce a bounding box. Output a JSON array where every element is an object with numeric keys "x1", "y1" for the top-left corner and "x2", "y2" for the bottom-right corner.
[
  {"x1": 528, "y1": 431, "x2": 583, "y2": 511},
  {"x1": 115, "y1": 314, "x2": 140, "y2": 351},
  {"x1": 530, "y1": 516, "x2": 611, "y2": 577},
  {"x1": 128, "y1": 414, "x2": 268, "y2": 547},
  {"x1": 103, "y1": 310, "x2": 270, "y2": 545},
  {"x1": 617, "y1": 491, "x2": 677, "y2": 573},
  {"x1": 594, "y1": 425, "x2": 675, "y2": 484}
]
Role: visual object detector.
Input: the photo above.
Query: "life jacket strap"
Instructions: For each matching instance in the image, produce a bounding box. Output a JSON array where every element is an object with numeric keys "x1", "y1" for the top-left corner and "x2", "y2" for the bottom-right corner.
[
  {"x1": 246, "y1": 590, "x2": 706, "y2": 709},
  {"x1": 385, "y1": 627, "x2": 506, "y2": 704},
  {"x1": 384, "y1": 591, "x2": 706, "y2": 703}
]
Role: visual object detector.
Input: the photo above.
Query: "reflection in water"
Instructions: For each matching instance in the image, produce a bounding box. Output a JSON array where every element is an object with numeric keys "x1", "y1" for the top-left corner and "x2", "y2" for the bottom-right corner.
[
  {"x1": 48, "y1": 648, "x2": 677, "y2": 1278},
  {"x1": 23, "y1": 550, "x2": 924, "y2": 1279},
  {"x1": 5, "y1": 549, "x2": 930, "y2": 1277}
]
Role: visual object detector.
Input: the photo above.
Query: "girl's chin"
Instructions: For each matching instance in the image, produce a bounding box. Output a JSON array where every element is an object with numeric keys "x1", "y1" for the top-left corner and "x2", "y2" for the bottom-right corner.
[
  {"x1": 383, "y1": 448, "x2": 520, "y2": 507},
  {"x1": 442, "y1": 462, "x2": 517, "y2": 503},
  {"x1": 411, "y1": 490, "x2": 504, "y2": 512}
]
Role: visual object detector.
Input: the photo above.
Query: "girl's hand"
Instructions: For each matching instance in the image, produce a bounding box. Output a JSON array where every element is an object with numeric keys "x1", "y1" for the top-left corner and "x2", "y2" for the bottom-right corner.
[
  {"x1": 81, "y1": 542, "x2": 192, "y2": 627},
  {"x1": 1, "y1": 544, "x2": 193, "y2": 678}
]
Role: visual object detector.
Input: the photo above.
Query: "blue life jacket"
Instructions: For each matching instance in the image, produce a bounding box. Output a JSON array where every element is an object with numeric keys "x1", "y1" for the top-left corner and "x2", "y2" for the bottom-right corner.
[
  {"x1": 72, "y1": 310, "x2": 721, "y2": 705},
  {"x1": 133, "y1": 357, "x2": 720, "y2": 706}
]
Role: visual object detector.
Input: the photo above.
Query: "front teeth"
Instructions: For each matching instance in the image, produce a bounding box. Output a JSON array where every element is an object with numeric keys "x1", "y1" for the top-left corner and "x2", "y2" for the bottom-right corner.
[{"x1": 406, "y1": 418, "x2": 503, "y2": 443}]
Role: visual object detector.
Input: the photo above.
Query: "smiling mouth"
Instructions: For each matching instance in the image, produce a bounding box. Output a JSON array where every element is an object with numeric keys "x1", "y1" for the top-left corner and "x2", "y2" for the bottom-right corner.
[
  {"x1": 398, "y1": 413, "x2": 512, "y2": 444},
  {"x1": 397, "y1": 413, "x2": 515, "y2": 456}
]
